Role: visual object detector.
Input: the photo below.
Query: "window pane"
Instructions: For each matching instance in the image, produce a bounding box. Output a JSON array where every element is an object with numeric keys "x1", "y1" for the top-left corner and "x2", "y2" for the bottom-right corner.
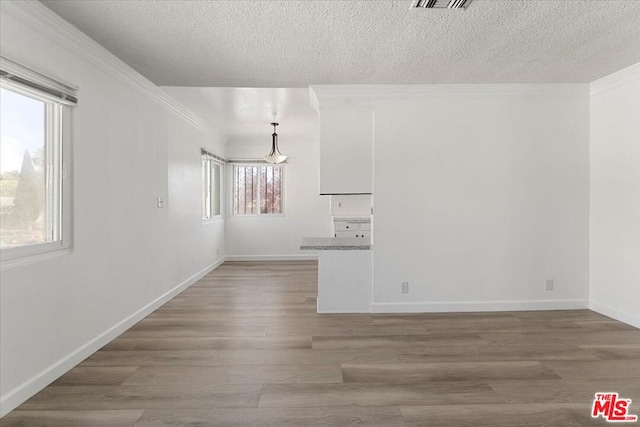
[
  {"x1": 260, "y1": 165, "x2": 283, "y2": 214},
  {"x1": 233, "y1": 165, "x2": 282, "y2": 216},
  {"x1": 260, "y1": 166, "x2": 267, "y2": 214},
  {"x1": 0, "y1": 88, "x2": 48, "y2": 248},
  {"x1": 212, "y1": 163, "x2": 221, "y2": 216},
  {"x1": 273, "y1": 166, "x2": 282, "y2": 213},
  {"x1": 202, "y1": 158, "x2": 212, "y2": 219},
  {"x1": 251, "y1": 167, "x2": 258, "y2": 214},
  {"x1": 234, "y1": 165, "x2": 258, "y2": 215}
]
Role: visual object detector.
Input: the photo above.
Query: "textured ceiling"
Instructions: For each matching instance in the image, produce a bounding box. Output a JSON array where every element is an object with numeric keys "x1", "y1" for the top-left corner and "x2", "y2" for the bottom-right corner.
[{"x1": 41, "y1": 0, "x2": 640, "y2": 87}]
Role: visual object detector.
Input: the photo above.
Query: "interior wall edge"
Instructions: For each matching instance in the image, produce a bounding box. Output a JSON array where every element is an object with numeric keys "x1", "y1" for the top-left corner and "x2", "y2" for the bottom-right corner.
[
  {"x1": 310, "y1": 83, "x2": 589, "y2": 109},
  {"x1": 588, "y1": 60, "x2": 640, "y2": 331},
  {"x1": 0, "y1": 258, "x2": 225, "y2": 418},
  {"x1": 590, "y1": 62, "x2": 640, "y2": 96},
  {"x1": 0, "y1": 0, "x2": 226, "y2": 141},
  {"x1": 223, "y1": 254, "x2": 318, "y2": 262},
  {"x1": 589, "y1": 299, "x2": 640, "y2": 329},
  {"x1": 371, "y1": 299, "x2": 589, "y2": 314}
]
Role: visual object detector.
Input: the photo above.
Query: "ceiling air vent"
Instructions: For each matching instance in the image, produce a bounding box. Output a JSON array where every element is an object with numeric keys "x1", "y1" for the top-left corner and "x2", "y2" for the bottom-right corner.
[{"x1": 412, "y1": 0, "x2": 473, "y2": 9}]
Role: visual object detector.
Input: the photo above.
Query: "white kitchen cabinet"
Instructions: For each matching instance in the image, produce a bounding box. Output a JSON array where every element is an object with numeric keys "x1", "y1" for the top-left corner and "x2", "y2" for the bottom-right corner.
[
  {"x1": 333, "y1": 219, "x2": 371, "y2": 239},
  {"x1": 300, "y1": 237, "x2": 373, "y2": 313},
  {"x1": 317, "y1": 250, "x2": 372, "y2": 313},
  {"x1": 335, "y1": 230, "x2": 370, "y2": 239},
  {"x1": 319, "y1": 107, "x2": 373, "y2": 195}
]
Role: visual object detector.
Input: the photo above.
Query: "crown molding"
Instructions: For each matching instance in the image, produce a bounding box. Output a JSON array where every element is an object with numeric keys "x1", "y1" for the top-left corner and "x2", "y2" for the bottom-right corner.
[
  {"x1": 590, "y1": 62, "x2": 640, "y2": 97},
  {"x1": 310, "y1": 83, "x2": 588, "y2": 109},
  {"x1": 1, "y1": 0, "x2": 226, "y2": 142}
]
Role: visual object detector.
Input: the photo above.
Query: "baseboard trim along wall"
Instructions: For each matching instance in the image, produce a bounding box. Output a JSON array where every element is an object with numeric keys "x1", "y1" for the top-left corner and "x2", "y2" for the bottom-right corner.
[
  {"x1": 371, "y1": 299, "x2": 589, "y2": 314},
  {"x1": 224, "y1": 254, "x2": 318, "y2": 262},
  {"x1": 589, "y1": 299, "x2": 640, "y2": 329},
  {"x1": 0, "y1": 257, "x2": 225, "y2": 418}
]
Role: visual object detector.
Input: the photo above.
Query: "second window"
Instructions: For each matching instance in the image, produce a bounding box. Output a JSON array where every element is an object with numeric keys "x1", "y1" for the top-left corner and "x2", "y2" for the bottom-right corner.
[{"x1": 233, "y1": 164, "x2": 284, "y2": 216}]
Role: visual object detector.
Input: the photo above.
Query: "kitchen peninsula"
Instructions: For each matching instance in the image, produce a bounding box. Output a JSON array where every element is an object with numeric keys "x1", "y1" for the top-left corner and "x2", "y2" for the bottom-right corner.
[{"x1": 301, "y1": 237, "x2": 372, "y2": 313}]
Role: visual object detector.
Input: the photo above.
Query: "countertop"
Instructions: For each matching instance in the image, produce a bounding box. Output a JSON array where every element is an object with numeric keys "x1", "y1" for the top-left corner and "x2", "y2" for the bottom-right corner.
[
  {"x1": 300, "y1": 237, "x2": 372, "y2": 251},
  {"x1": 332, "y1": 217, "x2": 371, "y2": 222}
]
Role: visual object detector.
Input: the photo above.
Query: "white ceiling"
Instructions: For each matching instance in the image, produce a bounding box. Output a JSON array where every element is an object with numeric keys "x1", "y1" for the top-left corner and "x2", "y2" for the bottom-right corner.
[
  {"x1": 41, "y1": 0, "x2": 640, "y2": 87},
  {"x1": 162, "y1": 87, "x2": 319, "y2": 142}
]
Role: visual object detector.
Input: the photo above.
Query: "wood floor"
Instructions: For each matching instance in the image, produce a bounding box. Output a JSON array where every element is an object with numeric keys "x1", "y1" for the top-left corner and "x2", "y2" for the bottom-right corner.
[{"x1": 3, "y1": 261, "x2": 640, "y2": 426}]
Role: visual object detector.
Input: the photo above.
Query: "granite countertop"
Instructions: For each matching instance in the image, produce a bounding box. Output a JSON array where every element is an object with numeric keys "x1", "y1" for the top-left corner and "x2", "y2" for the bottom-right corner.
[
  {"x1": 332, "y1": 217, "x2": 371, "y2": 222},
  {"x1": 300, "y1": 237, "x2": 372, "y2": 251}
]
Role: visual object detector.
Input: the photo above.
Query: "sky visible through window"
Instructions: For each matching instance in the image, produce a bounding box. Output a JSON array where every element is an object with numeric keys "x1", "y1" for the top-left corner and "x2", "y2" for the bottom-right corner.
[
  {"x1": 1, "y1": 88, "x2": 45, "y2": 173},
  {"x1": 0, "y1": 87, "x2": 47, "y2": 247}
]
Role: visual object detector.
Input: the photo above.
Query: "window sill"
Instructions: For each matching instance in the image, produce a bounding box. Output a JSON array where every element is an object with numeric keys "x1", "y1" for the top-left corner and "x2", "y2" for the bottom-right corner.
[
  {"x1": 202, "y1": 216, "x2": 223, "y2": 225},
  {"x1": 1, "y1": 247, "x2": 72, "y2": 271},
  {"x1": 229, "y1": 214, "x2": 286, "y2": 220}
]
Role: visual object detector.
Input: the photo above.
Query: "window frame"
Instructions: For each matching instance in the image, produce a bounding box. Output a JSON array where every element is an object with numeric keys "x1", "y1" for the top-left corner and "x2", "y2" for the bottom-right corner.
[
  {"x1": 201, "y1": 152, "x2": 223, "y2": 222},
  {"x1": 231, "y1": 163, "x2": 285, "y2": 218},
  {"x1": 0, "y1": 82, "x2": 73, "y2": 265}
]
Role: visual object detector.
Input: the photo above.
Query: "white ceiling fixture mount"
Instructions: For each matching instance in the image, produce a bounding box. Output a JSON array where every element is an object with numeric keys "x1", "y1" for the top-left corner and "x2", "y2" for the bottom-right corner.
[
  {"x1": 264, "y1": 122, "x2": 287, "y2": 164},
  {"x1": 412, "y1": 0, "x2": 473, "y2": 9}
]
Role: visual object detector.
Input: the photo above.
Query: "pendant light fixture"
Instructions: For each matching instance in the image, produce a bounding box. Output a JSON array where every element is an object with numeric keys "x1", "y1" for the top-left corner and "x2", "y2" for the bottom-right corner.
[{"x1": 263, "y1": 122, "x2": 287, "y2": 164}]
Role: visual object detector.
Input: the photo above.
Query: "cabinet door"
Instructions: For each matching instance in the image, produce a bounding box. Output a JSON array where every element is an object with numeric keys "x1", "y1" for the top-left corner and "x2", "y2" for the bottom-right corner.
[
  {"x1": 335, "y1": 221, "x2": 359, "y2": 232},
  {"x1": 357, "y1": 230, "x2": 370, "y2": 240},
  {"x1": 335, "y1": 230, "x2": 369, "y2": 238},
  {"x1": 335, "y1": 229, "x2": 370, "y2": 239},
  {"x1": 335, "y1": 231, "x2": 357, "y2": 238},
  {"x1": 319, "y1": 107, "x2": 373, "y2": 194}
]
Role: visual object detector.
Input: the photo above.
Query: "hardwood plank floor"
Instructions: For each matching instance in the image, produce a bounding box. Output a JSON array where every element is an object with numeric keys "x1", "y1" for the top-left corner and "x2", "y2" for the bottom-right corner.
[
  {"x1": 16, "y1": 384, "x2": 262, "y2": 410},
  {"x1": 0, "y1": 410, "x2": 145, "y2": 427},
  {"x1": 4, "y1": 261, "x2": 639, "y2": 426},
  {"x1": 134, "y1": 407, "x2": 405, "y2": 427},
  {"x1": 400, "y1": 404, "x2": 606, "y2": 427},
  {"x1": 258, "y1": 382, "x2": 506, "y2": 408},
  {"x1": 122, "y1": 364, "x2": 344, "y2": 385},
  {"x1": 80, "y1": 350, "x2": 215, "y2": 367},
  {"x1": 487, "y1": 378, "x2": 640, "y2": 404},
  {"x1": 399, "y1": 343, "x2": 599, "y2": 362},
  {"x1": 207, "y1": 348, "x2": 404, "y2": 366},
  {"x1": 340, "y1": 361, "x2": 560, "y2": 383}
]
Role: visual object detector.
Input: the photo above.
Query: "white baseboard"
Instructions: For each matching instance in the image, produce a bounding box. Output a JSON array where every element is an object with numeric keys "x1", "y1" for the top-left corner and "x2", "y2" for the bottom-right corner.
[
  {"x1": 371, "y1": 299, "x2": 589, "y2": 314},
  {"x1": 589, "y1": 299, "x2": 640, "y2": 329},
  {"x1": 0, "y1": 257, "x2": 224, "y2": 418},
  {"x1": 224, "y1": 254, "x2": 318, "y2": 262}
]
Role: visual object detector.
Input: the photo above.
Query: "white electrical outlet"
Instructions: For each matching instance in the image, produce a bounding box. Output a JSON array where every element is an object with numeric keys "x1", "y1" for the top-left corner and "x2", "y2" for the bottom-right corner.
[
  {"x1": 216, "y1": 248, "x2": 219, "y2": 256},
  {"x1": 401, "y1": 282, "x2": 409, "y2": 294},
  {"x1": 545, "y1": 279, "x2": 554, "y2": 291}
]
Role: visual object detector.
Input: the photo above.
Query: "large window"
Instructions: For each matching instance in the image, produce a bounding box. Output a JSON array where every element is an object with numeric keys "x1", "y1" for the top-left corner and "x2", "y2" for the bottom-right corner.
[
  {"x1": 233, "y1": 164, "x2": 284, "y2": 216},
  {"x1": 0, "y1": 58, "x2": 75, "y2": 262},
  {"x1": 202, "y1": 150, "x2": 222, "y2": 220}
]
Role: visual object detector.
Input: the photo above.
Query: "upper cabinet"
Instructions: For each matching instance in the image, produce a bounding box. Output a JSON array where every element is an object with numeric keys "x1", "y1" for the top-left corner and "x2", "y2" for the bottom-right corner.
[{"x1": 318, "y1": 107, "x2": 373, "y2": 194}]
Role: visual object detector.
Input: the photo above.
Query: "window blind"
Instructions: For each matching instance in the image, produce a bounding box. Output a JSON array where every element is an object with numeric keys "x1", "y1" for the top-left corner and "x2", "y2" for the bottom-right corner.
[
  {"x1": 227, "y1": 159, "x2": 270, "y2": 164},
  {"x1": 201, "y1": 148, "x2": 226, "y2": 164},
  {"x1": 0, "y1": 56, "x2": 78, "y2": 106}
]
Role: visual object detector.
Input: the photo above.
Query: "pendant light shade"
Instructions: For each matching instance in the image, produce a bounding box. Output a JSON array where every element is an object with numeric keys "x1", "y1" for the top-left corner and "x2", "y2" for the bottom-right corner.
[{"x1": 263, "y1": 122, "x2": 287, "y2": 164}]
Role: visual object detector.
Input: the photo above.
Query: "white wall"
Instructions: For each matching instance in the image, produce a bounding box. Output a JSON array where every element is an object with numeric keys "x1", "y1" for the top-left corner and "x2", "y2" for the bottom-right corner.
[
  {"x1": 331, "y1": 195, "x2": 372, "y2": 218},
  {"x1": 369, "y1": 87, "x2": 590, "y2": 312},
  {"x1": 589, "y1": 63, "x2": 640, "y2": 328},
  {"x1": 0, "y1": 3, "x2": 225, "y2": 415},
  {"x1": 225, "y1": 138, "x2": 330, "y2": 259},
  {"x1": 167, "y1": 113, "x2": 226, "y2": 282}
]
